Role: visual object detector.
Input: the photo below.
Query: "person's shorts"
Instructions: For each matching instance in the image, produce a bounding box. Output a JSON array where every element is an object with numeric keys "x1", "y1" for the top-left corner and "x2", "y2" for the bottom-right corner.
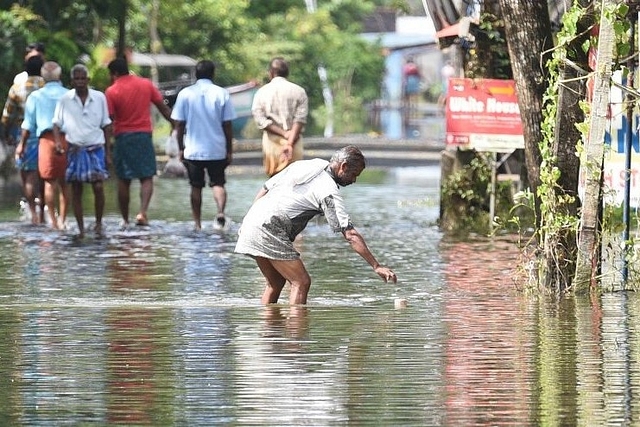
[
  {"x1": 183, "y1": 158, "x2": 227, "y2": 188},
  {"x1": 15, "y1": 135, "x2": 39, "y2": 171},
  {"x1": 113, "y1": 132, "x2": 157, "y2": 180},
  {"x1": 38, "y1": 131, "x2": 68, "y2": 180},
  {"x1": 66, "y1": 144, "x2": 109, "y2": 182}
]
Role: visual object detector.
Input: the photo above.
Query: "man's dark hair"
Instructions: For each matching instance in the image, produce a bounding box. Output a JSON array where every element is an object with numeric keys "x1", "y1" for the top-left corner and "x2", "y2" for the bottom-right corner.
[
  {"x1": 26, "y1": 42, "x2": 45, "y2": 54},
  {"x1": 25, "y1": 56, "x2": 44, "y2": 76},
  {"x1": 195, "y1": 60, "x2": 215, "y2": 80},
  {"x1": 108, "y1": 58, "x2": 129, "y2": 76},
  {"x1": 270, "y1": 57, "x2": 289, "y2": 78}
]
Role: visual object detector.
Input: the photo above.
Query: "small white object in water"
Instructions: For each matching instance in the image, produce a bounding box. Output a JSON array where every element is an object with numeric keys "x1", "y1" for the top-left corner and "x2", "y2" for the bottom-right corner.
[
  {"x1": 18, "y1": 197, "x2": 47, "y2": 222},
  {"x1": 212, "y1": 215, "x2": 231, "y2": 231},
  {"x1": 19, "y1": 198, "x2": 29, "y2": 221},
  {"x1": 394, "y1": 298, "x2": 407, "y2": 309}
]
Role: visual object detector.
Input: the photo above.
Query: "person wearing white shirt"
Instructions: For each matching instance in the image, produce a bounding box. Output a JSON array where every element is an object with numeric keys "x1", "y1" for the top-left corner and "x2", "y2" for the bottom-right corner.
[
  {"x1": 52, "y1": 64, "x2": 112, "y2": 238},
  {"x1": 171, "y1": 60, "x2": 236, "y2": 231},
  {"x1": 235, "y1": 146, "x2": 398, "y2": 305}
]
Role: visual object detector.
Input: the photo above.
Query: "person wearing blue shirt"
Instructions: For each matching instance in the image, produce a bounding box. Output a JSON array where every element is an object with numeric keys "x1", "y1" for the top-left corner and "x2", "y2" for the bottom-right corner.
[
  {"x1": 171, "y1": 60, "x2": 236, "y2": 231},
  {"x1": 19, "y1": 61, "x2": 69, "y2": 230}
]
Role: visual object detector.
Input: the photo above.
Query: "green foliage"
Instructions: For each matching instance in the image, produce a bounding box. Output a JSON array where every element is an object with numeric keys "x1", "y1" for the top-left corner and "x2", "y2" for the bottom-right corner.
[
  {"x1": 46, "y1": 33, "x2": 82, "y2": 86},
  {"x1": 534, "y1": 3, "x2": 588, "y2": 294},
  {"x1": 124, "y1": 0, "x2": 259, "y2": 85},
  {"x1": 0, "y1": 3, "x2": 106, "y2": 95},
  {"x1": 84, "y1": 48, "x2": 112, "y2": 92},
  {"x1": 493, "y1": 188, "x2": 536, "y2": 235},
  {"x1": 312, "y1": 94, "x2": 369, "y2": 135},
  {"x1": 319, "y1": 0, "x2": 376, "y2": 32},
  {"x1": 239, "y1": 5, "x2": 385, "y2": 134},
  {"x1": 0, "y1": 6, "x2": 43, "y2": 98},
  {"x1": 466, "y1": 12, "x2": 511, "y2": 80},
  {"x1": 0, "y1": 0, "x2": 389, "y2": 137},
  {"x1": 441, "y1": 154, "x2": 492, "y2": 234},
  {"x1": 440, "y1": 153, "x2": 533, "y2": 238},
  {"x1": 603, "y1": 2, "x2": 631, "y2": 60},
  {"x1": 535, "y1": 1, "x2": 640, "y2": 293},
  {"x1": 121, "y1": 0, "x2": 385, "y2": 134},
  {"x1": 246, "y1": 0, "x2": 403, "y2": 32},
  {"x1": 246, "y1": 0, "x2": 300, "y2": 19}
]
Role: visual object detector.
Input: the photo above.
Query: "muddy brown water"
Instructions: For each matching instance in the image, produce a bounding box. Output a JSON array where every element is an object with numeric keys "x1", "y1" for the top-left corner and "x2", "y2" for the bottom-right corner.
[{"x1": 0, "y1": 166, "x2": 639, "y2": 425}]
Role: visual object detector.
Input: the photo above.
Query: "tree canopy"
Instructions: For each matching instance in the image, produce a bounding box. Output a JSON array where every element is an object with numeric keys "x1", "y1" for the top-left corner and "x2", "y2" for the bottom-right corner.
[{"x1": 1, "y1": 0, "x2": 408, "y2": 135}]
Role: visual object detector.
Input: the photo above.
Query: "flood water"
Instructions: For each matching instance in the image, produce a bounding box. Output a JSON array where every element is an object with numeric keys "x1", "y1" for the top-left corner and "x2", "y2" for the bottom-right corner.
[{"x1": 1, "y1": 164, "x2": 640, "y2": 426}]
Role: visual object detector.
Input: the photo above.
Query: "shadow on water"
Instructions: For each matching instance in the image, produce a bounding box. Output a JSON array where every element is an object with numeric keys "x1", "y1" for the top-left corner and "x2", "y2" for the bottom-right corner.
[{"x1": 0, "y1": 167, "x2": 640, "y2": 425}]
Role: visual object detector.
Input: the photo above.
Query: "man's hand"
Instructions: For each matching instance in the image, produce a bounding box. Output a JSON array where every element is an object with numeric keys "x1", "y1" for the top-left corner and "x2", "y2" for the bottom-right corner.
[
  {"x1": 374, "y1": 265, "x2": 397, "y2": 283},
  {"x1": 280, "y1": 144, "x2": 293, "y2": 162},
  {"x1": 14, "y1": 140, "x2": 25, "y2": 158}
]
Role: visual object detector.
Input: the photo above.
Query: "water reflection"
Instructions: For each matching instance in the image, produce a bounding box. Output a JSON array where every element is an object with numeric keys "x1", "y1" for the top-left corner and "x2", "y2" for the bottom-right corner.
[
  {"x1": 440, "y1": 237, "x2": 536, "y2": 425},
  {"x1": 106, "y1": 307, "x2": 170, "y2": 424},
  {"x1": 1, "y1": 168, "x2": 640, "y2": 424},
  {"x1": 105, "y1": 240, "x2": 174, "y2": 424}
]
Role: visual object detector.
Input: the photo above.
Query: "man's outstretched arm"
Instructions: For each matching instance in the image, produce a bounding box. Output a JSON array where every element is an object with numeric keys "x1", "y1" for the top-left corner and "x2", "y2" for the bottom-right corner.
[{"x1": 343, "y1": 227, "x2": 397, "y2": 283}]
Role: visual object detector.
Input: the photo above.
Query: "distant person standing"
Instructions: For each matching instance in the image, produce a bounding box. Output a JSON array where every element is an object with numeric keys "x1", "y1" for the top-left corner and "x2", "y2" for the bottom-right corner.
[
  {"x1": 171, "y1": 60, "x2": 236, "y2": 231},
  {"x1": 53, "y1": 64, "x2": 112, "y2": 238},
  {"x1": 251, "y1": 57, "x2": 308, "y2": 177},
  {"x1": 402, "y1": 57, "x2": 421, "y2": 100},
  {"x1": 439, "y1": 61, "x2": 456, "y2": 108},
  {"x1": 2, "y1": 55, "x2": 45, "y2": 224},
  {"x1": 105, "y1": 58, "x2": 173, "y2": 228},
  {"x1": 13, "y1": 42, "x2": 46, "y2": 86},
  {"x1": 20, "y1": 61, "x2": 69, "y2": 230}
]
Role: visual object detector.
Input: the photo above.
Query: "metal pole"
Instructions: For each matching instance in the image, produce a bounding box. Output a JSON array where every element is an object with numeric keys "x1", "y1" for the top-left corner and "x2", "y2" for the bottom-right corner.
[
  {"x1": 489, "y1": 152, "x2": 497, "y2": 233},
  {"x1": 304, "y1": 0, "x2": 334, "y2": 138},
  {"x1": 623, "y1": 11, "x2": 637, "y2": 283}
]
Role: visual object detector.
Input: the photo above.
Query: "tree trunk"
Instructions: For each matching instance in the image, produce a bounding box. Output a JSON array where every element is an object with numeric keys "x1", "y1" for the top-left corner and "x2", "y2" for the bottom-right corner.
[
  {"x1": 541, "y1": 63, "x2": 586, "y2": 290},
  {"x1": 544, "y1": 1, "x2": 594, "y2": 291},
  {"x1": 574, "y1": 2, "x2": 616, "y2": 293},
  {"x1": 497, "y1": 0, "x2": 555, "y2": 227},
  {"x1": 554, "y1": 68, "x2": 586, "y2": 219},
  {"x1": 149, "y1": 0, "x2": 165, "y2": 54},
  {"x1": 116, "y1": 0, "x2": 127, "y2": 59}
]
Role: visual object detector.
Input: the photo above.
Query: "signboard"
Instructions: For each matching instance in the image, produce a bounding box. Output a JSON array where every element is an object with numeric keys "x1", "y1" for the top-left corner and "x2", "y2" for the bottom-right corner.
[
  {"x1": 582, "y1": 70, "x2": 640, "y2": 207},
  {"x1": 598, "y1": 151, "x2": 640, "y2": 207},
  {"x1": 445, "y1": 78, "x2": 524, "y2": 152}
]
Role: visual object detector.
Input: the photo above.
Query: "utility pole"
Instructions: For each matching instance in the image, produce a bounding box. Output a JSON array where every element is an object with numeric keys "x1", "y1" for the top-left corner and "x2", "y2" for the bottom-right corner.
[
  {"x1": 622, "y1": 1, "x2": 640, "y2": 283},
  {"x1": 116, "y1": 0, "x2": 128, "y2": 59},
  {"x1": 304, "y1": 0, "x2": 334, "y2": 137}
]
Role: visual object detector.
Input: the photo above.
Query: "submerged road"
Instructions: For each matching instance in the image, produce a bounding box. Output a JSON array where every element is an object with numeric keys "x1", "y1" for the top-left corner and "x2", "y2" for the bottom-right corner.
[
  {"x1": 158, "y1": 134, "x2": 445, "y2": 176},
  {"x1": 229, "y1": 134, "x2": 445, "y2": 170}
]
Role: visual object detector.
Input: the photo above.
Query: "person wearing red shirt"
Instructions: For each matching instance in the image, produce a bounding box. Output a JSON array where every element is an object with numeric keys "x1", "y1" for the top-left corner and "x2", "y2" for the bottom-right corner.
[{"x1": 105, "y1": 58, "x2": 173, "y2": 228}]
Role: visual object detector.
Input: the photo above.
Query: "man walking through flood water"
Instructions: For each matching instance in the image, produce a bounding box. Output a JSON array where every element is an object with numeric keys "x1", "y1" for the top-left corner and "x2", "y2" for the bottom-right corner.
[
  {"x1": 171, "y1": 59, "x2": 236, "y2": 231},
  {"x1": 53, "y1": 64, "x2": 112, "y2": 238},
  {"x1": 235, "y1": 145, "x2": 397, "y2": 304},
  {"x1": 251, "y1": 57, "x2": 308, "y2": 177}
]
